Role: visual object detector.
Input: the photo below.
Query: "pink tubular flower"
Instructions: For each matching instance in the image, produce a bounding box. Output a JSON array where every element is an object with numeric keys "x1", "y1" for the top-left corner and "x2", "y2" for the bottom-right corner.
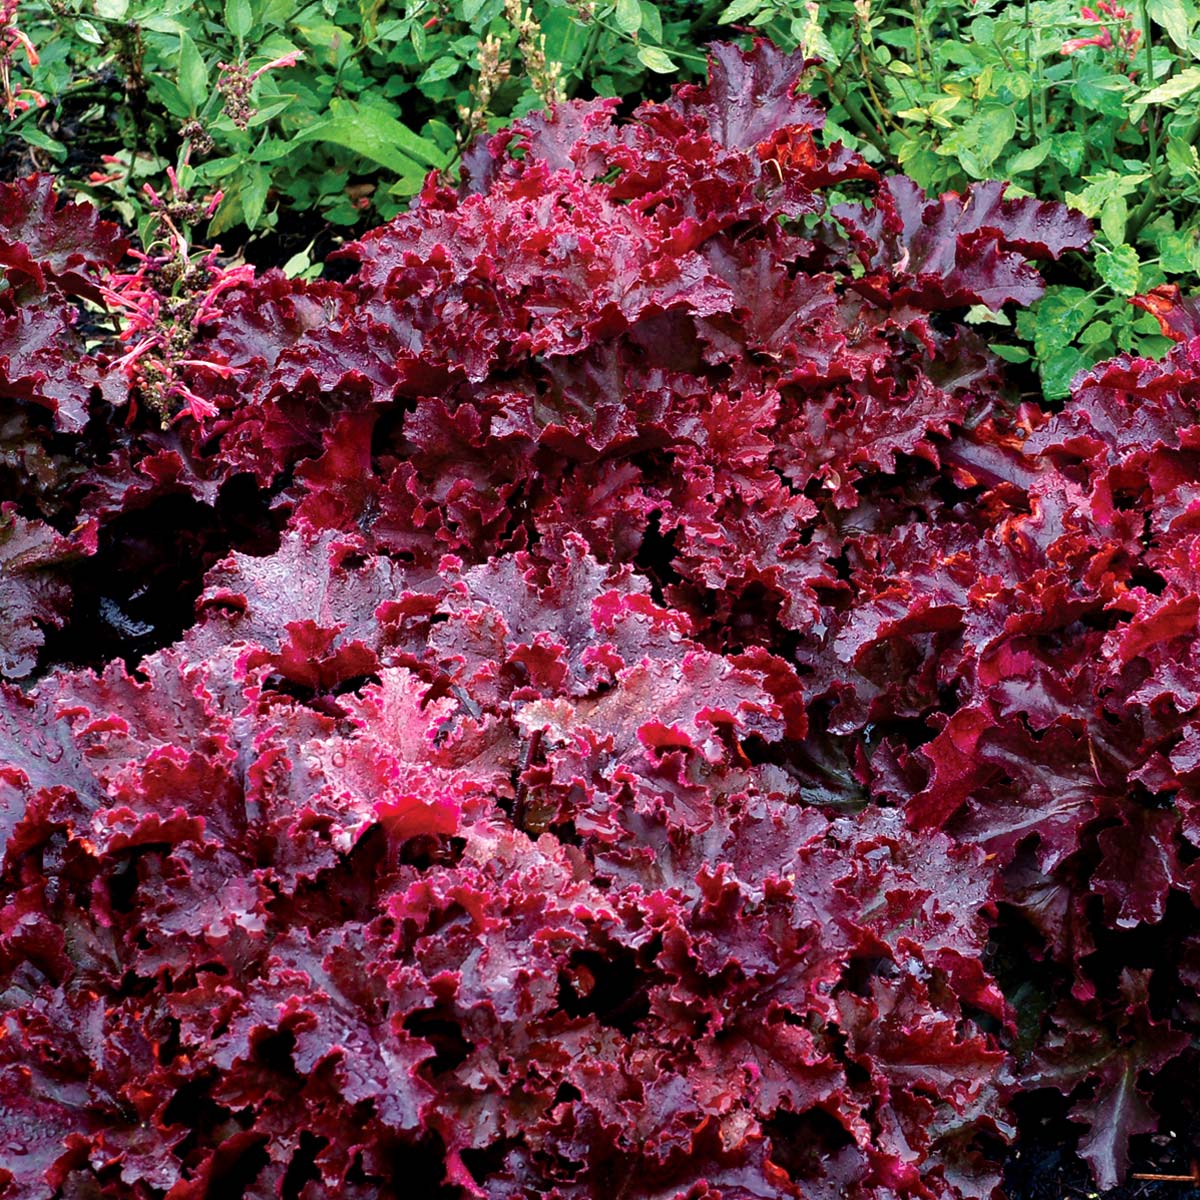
[
  {"x1": 249, "y1": 50, "x2": 303, "y2": 82},
  {"x1": 169, "y1": 383, "x2": 219, "y2": 424},
  {"x1": 1061, "y1": 0, "x2": 1139, "y2": 68},
  {"x1": 0, "y1": 1, "x2": 41, "y2": 117},
  {"x1": 1062, "y1": 27, "x2": 1113, "y2": 52},
  {"x1": 7, "y1": 24, "x2": 34, "y2": 66}
]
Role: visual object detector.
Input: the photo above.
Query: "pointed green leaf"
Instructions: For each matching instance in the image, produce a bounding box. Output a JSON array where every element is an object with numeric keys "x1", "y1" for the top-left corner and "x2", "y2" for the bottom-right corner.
[
  {"x1": 177, "y1": 33, "x2": 209, "y2": 113},
  {"x1": 225, "y1": 0, "x2": 254, "y2": 40},
  {"x1": 418, "y1": 55, "x2": 460, "y2": 85},
  {"x1": 1147, "y1": 0, "x2": 1194, "y2": 48},
  {"x1": 295, "y1": 99, "x2": 447, "y2": 176},
  {"x1": 1139, "y1": 64, "x2": 1200, "y2": 105},
  {"x1": 1007, "y1": 141, "x2": 1051, "y2": 174},
  {"x1": 615, "y1": 0, "x2": 643, "y2": 32},
  {"x1": 720, "y1": 0, "x2": 763, "y2": 20},
  {"x1": 988, "y1": 343, "x2": 1031, "y2": 363},
  {"x1": 636, "y1": 45, "x2": 676, "y2": 73},
  {"x1": 241, "y1": 167, "x2": 270, "y2": 228}
]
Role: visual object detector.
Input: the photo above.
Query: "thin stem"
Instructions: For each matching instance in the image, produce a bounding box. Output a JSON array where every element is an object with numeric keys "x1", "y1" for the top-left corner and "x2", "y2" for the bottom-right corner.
[
  {"x1": 1140, "y1": 0, "x2": 1160, "y2": 170},
  {"x1": 911, "y1": 0, "x2": 926, "y2": 81},
  {"x1": 859, "y1": 47, "x2": 901, "y2": 132},
  {"x1": 587, "y1": 12, "x2": 709, "y2": 66},
  {"x1": 1025, "y1": 0, "x2": 1036, "y2": 138}
]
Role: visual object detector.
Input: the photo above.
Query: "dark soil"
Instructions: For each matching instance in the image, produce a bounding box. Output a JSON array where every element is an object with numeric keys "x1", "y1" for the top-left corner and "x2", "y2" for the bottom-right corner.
[{"x1": 1004, "y1": 1096, "x2": 1200, "y2": 1200}]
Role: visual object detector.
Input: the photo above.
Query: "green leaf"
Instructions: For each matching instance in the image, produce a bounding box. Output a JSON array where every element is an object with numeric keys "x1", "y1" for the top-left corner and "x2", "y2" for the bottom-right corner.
[
  {"x1": 418, "y1": 55, "x2": 460, "y2": 85},
  {"x1": 1148, "y1": 0, "x2": 1194, "y2": 48},
  {"x1": 463, "y1": 0, "x2": 487, "y2": 20},
  {"x1": 1032, "y1": 287, "x2": 1098, "y2": 357},
  {"x1": 1167, "y1": 137, "x2": 1200, "y2": 180},
  {"x1": 75, "y1": 19, "x2": 103, "y2": 45},
  {"x1": 225, "y1": 0, "x2": 254, "y2": 39},
  {"x1": 409, "y1": 20, "x2": 427, "y2": 59},
  {"x1": 720, "y1": 0, "x2": 763, "y2": 20},
  {"x1": 283, "y1": 248, "x2": 315, "y2": 278},
  {"x1": 249, "y1": 137, "x2": 293, "y2": 162},
  {"x1": 1095, "y1": 245, "x2": 1141, "y2": 296},
  {"x1": 1066, "y1": 171, "x2": 1148, "y2": 245},
  {"x1": 247, "y1": 97, "x2": 294, "y2": 126},
  {"x1": 1006, "y1": 141, "x2": 1051, "y2": 174},
  {"x1": 1039, "y1": 345, "x2": 1089, "y2": 401},
  {"x1": 615, "y1": 0, "x2": 642, "y2": 33},
  {"x1": 947, "y1": 105, "x2": 1016, "y2": 178},
  {"x1": 197, "y1": 155, "x2": 245, "y2": 181},
  {"x1": 639, "y1": 1, "x2": 663, "y2": 41},
  {"x1": 1079, "y1": 318, "x2": 1114, "y2": 347},
  {"x1": 241, "y1": 173, "x2": 270, "y2": 228},
  {"x1": 295, "y1": 19, "x2": 353, "y2": 65},
  {"x1": 1071, "y1": 70, "x2": 1134, "y2": 117},
  {"x1": 141, "y1": 14, "x2": 187, "y2": 34},
  {"x1": 1101, "y1": 193, "x2": 1128, "y2": 246},
  {"x1": 295, "y1": 98, "x2": 447, "y2": 177},
  {"x1": 1050, "y1": 131, "x2": 1086, "y2": 173},
  {"x1": 423, "y1": 117, "x2": 457, "y2": 153},
  {"x1": 542, "y1": 7, "x2": 590, "y2": 68},
  {"x1": 1157, "y1": 226, "x2": 1200, "y2": 272},
  {"x1": 636, "y1": 45, "x2": 676, "y2": 73},
  {"x1": 94, "y1": 0, "x2": 128, "y2": 16},
  {"x1": 148, "y1": 73, "x2": 190, "y2": 120},
  {"x1": 17, "y1": 127, "x2": 66, "y2": 161},
  {"x1": 177, "y1": 33, "x2": 209, "y2": 113},
  {"x1": 988, "y1": 343, "x2": 1031, "y2": 363},
  {"x1": 1141, "y1": 65, "x2": 1200, "y2": 106}
]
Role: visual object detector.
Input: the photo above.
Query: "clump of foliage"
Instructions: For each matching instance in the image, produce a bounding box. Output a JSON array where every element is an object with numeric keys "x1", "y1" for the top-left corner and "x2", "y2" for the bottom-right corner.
[{"x1": 7, "y1": 40, "x2": 1200, "y2": 1200}]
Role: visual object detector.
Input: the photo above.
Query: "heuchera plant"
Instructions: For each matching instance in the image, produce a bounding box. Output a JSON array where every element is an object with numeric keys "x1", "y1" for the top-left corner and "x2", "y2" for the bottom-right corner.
[{"x1": 4, "y1": 39, "x2": 1200, "y2": 1200}]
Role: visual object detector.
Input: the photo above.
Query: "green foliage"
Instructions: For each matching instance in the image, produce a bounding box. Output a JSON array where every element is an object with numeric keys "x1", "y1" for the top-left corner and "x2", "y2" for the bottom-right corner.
[{"x1": 6, "y1": 0, "x2": 710, "y2": 246}]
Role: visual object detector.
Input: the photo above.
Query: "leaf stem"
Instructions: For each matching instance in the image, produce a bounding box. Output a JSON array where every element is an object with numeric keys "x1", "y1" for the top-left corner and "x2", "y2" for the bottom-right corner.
[{"x1": 587, "y1": 12, "x2": 709, "y2": 66}]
